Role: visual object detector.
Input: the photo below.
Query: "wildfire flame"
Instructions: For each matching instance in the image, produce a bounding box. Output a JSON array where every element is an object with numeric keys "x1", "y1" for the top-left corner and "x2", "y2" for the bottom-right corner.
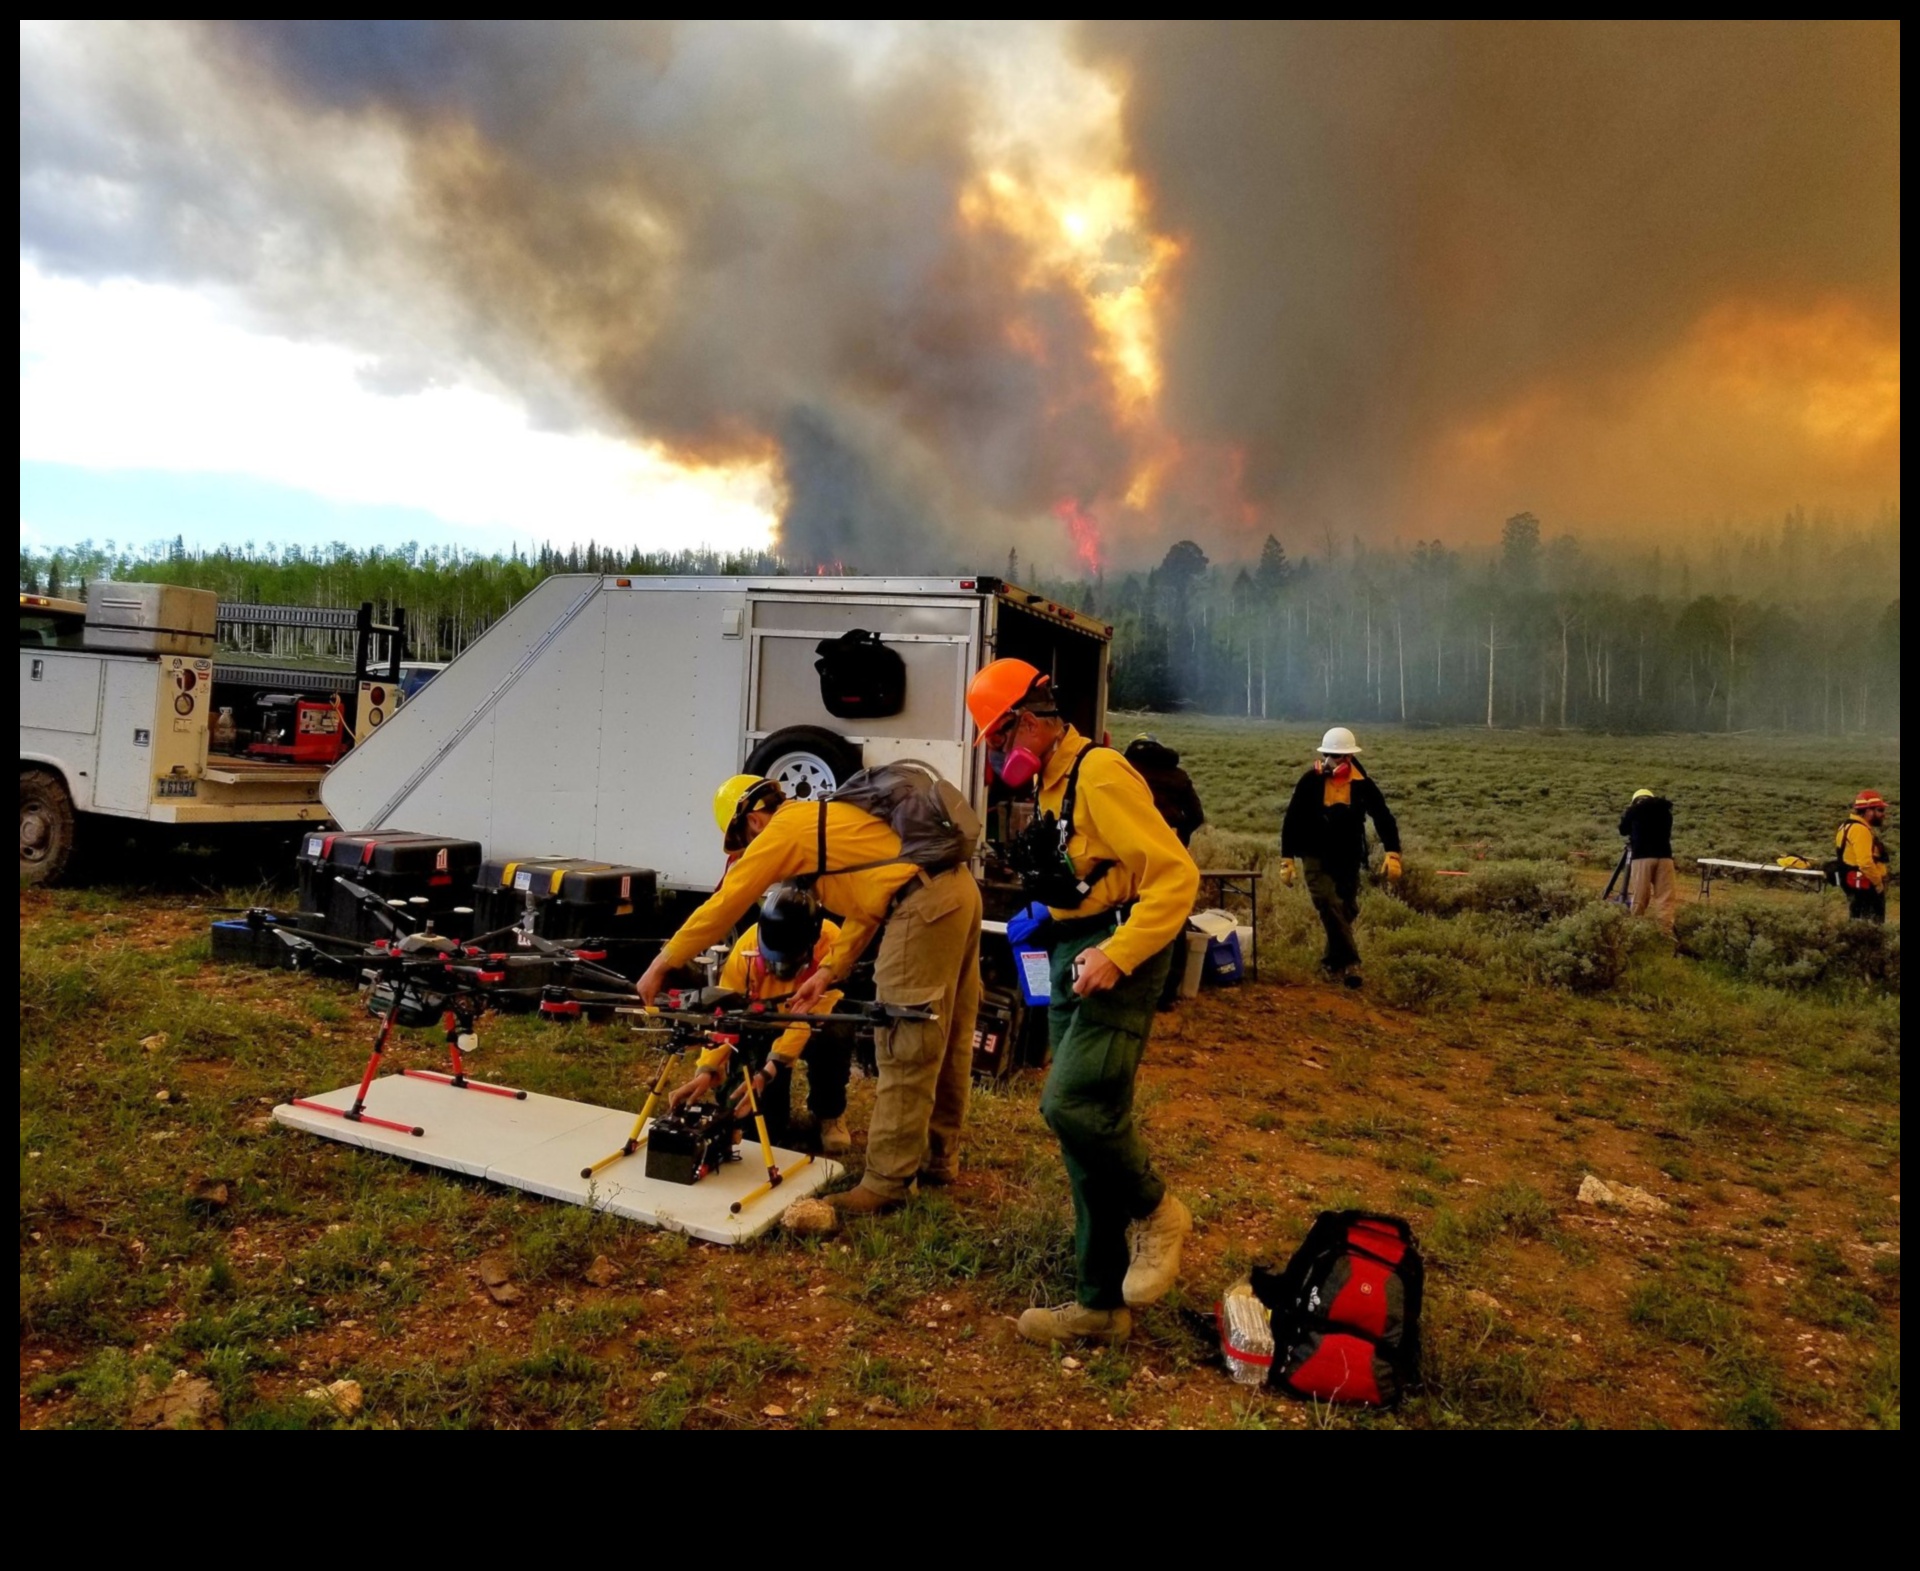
[
  {"x1": 960, "y1": 112, "x2": 1261, "y2": 556},
  {"x1": 1052, "y1": 498, "x2": 1104, "y2": 575}
]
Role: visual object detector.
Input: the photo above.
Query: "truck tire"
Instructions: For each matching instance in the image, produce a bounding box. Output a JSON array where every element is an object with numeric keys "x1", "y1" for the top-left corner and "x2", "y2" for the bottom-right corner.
[
  {"x1": 745, "y1": 727, "x2": 862, "y2": 803},
  {"x1": 20, "y1": 768, "x2": 76, "y2": 886}
]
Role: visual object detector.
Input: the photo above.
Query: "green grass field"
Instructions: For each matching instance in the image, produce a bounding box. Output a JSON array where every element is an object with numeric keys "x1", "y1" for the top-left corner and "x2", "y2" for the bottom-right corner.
[
  {"x1": 19, "y1": 721, "x2": 1901, "y2": 1429},
  {"x1": 1125, "y1": 714, "x2": 1900, "y2": 867}
]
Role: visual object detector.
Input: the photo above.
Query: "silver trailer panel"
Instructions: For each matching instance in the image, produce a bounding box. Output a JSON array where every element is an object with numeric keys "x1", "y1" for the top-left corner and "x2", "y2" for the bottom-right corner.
[{"x1": 322, "y1": 574, "x2": 1110, "y2": 892}]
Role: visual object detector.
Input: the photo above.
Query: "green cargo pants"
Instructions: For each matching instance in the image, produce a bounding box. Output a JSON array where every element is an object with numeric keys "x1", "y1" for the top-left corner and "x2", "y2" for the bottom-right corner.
[{"x1": 1039, "y1": 919, "x2": 1179, "y2": 1310}]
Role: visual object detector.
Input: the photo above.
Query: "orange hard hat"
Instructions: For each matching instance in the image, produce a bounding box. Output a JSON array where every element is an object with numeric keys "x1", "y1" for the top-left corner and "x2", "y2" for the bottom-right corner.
[
  {"x1": 966, "y1": 658, "x2": 1047, "y2": 743},
  {"x1": 1854, "y1": 789, "x2": 1887, "y2": 810}
]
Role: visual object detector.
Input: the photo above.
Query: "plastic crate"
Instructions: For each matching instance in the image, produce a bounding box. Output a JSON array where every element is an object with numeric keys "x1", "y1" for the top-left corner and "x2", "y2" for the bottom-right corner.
[
  {"x1": 296, "y1": 829, "x2": 482, "y2": 942},
  {"x1": 474, "y1": 855, "x2": 657, "y2": 949}
]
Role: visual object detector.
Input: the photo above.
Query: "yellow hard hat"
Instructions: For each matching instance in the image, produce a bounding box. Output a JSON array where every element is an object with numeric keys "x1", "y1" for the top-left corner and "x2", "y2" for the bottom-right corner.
[
  {"x1": 1631, "y1": 788, "x2": 1656, "y2": 801},
  {"x1": 712, "y1": 773, "x2": 782, "y2": 838}
]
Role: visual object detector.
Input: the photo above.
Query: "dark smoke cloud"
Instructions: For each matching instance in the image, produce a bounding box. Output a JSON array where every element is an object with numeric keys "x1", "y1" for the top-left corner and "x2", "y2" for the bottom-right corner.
[
  {"x1": 19, "y1": 21, "x2": 1900, "y2": 565},
  {"x1": 1080, "y1": 19, "x2": 1901, "y2": 539}
]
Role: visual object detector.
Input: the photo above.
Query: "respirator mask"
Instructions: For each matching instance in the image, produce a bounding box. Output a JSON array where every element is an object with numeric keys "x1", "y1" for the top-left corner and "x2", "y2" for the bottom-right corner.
[
  {"x1": 990, "y1": 743, "x2": 1044, "y2": 790},
  {"x1": 988, "y1": 704, "x2": 1057, "y2": 792}
]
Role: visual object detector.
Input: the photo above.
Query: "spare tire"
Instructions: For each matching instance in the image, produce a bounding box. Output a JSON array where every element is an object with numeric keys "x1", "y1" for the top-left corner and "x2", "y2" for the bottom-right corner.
[{"x1": 745, "y1": 727, "x2": 862, "y2": 804}]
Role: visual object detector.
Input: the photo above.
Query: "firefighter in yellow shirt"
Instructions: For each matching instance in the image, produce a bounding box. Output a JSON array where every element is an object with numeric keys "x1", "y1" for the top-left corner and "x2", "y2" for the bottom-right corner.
[
  {"x1": 1836, "y1": 789, "x2": 1891, "y2": 924},
  {"x1": 663, "y1": 887, "x2": 849, "y2": 1153},
  {"x1": 636, "y1": 772, "x2": 982, "y2": 1215},
  {"x1": 968, "y1": 658, "x2": 1201, "y2": 1346}
]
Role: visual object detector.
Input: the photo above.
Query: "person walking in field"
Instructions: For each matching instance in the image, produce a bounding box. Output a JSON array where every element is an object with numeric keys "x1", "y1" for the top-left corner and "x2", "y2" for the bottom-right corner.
[
  {"x1": 1836, "y1": 790, "x2": 1891, "y2": 924},
  {"x1": 1280, "y1": 726, "x2": 1402, "y2": 987},
  {"x1": 1618, "y1": 788, "x2": 1677, "y2": 933},
  {"x1": 968, "y1": 658, "x2": 1200, "y2": 1346}
]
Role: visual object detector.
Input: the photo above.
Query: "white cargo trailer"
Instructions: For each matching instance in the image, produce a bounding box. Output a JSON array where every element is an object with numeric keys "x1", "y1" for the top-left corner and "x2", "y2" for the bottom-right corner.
[{"x1": 321, "y1": 574, "x2": 1112, "y2": 894}]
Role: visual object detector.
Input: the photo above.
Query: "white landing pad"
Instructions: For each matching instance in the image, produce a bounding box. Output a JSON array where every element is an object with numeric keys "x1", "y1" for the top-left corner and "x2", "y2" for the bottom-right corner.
[{"x1": 274, "y1": 1075, "x2": 843, "y2": 1245}]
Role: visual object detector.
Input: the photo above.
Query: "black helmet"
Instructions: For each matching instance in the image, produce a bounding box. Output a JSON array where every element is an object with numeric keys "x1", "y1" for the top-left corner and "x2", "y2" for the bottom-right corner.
[{"x1": 755, "y1": 881, "x2": 823, "y2": 980}]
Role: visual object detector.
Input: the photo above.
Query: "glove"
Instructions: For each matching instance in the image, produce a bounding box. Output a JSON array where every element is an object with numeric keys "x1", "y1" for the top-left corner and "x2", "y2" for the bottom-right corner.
[
  {"x1": 1006, "y1": 900, "x2": 1051, "y2": 948},
  {"x1": 1383, "y1": 852, "x2": 1403, "y2": 881},
  {"x1": 666, "y1": 1066, "x2": 720, "y2": 1113},
  {"x1": 731, "y1": 1059, "x2": 780, "y2": 1117},
  {"x1": 1280, "y1": 858, "x2": 1296, "y2": 889}
]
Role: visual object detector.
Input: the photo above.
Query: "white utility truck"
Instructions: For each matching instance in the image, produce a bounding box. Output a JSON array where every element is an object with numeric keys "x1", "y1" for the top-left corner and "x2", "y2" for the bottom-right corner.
[
  {"x1": 320, "y1": 573, "x2": 1113, "y2": 896},
  {"x1": 20, "y1": 585, "x2": 406, "y2": 883}
]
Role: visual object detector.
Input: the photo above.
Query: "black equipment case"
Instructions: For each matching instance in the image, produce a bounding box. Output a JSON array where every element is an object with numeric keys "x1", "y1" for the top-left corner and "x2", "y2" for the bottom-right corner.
[
  {"x1": 210, "y1": 915, "x2": 293, "y2": 968},
  {"x1": 644, "y1": 1102, "x2": 736, "y2": 1186},
  {"x1": 970, "y1": 986, "x2": 1022, "y2": 1082},
  {"x1": 297, "y1": 829, "x2": 483, "y2": 942},
  {"x1": 474, "y1": 855, "x2": 658, "y2": 972}
]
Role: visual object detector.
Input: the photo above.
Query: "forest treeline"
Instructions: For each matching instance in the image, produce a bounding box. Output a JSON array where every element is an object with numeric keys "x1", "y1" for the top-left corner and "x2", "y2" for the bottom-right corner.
[{"x1": 21, "y1": 508, "x2": 1899, "y2": 735}]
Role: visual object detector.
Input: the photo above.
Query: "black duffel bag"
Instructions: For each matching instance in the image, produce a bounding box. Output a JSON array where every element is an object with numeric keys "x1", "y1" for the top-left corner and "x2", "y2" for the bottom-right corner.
[{"x1": 814, "y1": 629, "x2": 906, "y2": 720}]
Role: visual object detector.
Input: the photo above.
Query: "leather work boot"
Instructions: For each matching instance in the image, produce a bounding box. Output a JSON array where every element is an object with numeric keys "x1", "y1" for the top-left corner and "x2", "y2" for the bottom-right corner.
[
  {"x1": 828, "y1": 1183, "x2": 902, "y2": 1218},
  {"x1": 1343, "y1": 968, "x2": 1365, "y2": 989},
  {"x1": 1016, "y1": 1302, "x2": 1132, "y2": 1346},
  {"x1": 915, "y1": 1166, "x2": 957, "y2": 1188},
  {"x1": 816, "y1": 1116, "x2": 852, "y2": 1155},
  {"x1": 1122, "y1": 1192, "x2": 1193, "y2": 1307}
]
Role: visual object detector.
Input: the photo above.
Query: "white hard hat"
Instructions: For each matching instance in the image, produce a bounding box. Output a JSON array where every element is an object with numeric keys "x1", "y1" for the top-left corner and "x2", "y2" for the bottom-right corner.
[{"x1": 1319, "y1": 726, "x2": 1362, "y2": 754}]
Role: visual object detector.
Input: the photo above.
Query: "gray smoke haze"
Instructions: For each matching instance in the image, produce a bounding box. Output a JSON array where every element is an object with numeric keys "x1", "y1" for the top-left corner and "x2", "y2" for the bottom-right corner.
[
  {"x1": 22, "y1": 20, "x2": 1120, "y2": 568},
  {"x1": 1078, "y1": 19, "x2": 1901, "y2": 537}
]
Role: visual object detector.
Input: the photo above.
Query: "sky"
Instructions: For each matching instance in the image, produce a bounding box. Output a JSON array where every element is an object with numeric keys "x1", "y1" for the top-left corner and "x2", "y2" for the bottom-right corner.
[{"x1": 18, "y1": 21, "x2": 1901, "y2": 571}]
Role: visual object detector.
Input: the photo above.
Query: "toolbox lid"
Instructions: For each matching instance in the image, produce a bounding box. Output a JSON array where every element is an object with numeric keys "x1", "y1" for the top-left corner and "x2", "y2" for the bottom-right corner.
[
  {"x1": 481, "y1": 856, "x2": 656, "y2": 906},
  {"x1": 325, "y1": 829, "x2": 483, "y2": 877}
]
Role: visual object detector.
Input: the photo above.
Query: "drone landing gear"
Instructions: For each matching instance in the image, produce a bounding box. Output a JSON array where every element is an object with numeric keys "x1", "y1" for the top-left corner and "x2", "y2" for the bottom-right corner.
[
  {"x1": 580, "y1": 1049, "x2": 683, "y2": 1180},
  {"x1": 291, "y1": 993, "x2": 425, "y2": 1135},
  {"x1": 403, "y1": 1004, "x2": 527, "y2": 1099},
  {"x1": 291, "y1": 984, "x2": 525, "y2": 1139}
]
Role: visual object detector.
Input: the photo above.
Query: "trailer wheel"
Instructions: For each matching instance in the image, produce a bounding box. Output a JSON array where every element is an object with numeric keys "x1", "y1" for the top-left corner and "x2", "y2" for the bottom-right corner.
[
  {"x1": 746, "y1": 727, "x2": 862, "y2": 803},
  {"x1": 20, "y1": 768, "x2": 76, "y2": 886}
]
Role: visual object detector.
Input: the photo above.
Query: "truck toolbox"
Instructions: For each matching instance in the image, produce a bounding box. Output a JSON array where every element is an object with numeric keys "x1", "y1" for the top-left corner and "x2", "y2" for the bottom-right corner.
[
  {"x1": 83, "y1": 583, "x2": 217, "y2": 657},
  {"x1": 297, "y1": 829, "x2": 482, "y2": 941},
  {"x1": 475, "y1": 855, "x2": 659, "y2": 973}
]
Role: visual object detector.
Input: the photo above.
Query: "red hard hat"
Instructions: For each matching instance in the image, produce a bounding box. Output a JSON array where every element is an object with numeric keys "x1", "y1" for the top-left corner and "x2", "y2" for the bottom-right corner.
[{"x1": 1854, "y1": 790, "x2": 1887, "y2": 810}]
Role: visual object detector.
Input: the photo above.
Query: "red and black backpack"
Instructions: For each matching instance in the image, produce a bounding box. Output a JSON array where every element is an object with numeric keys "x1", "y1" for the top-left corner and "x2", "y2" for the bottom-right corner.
[{"x1": 1252, "y1": 1210, "x2": 1424, "y2": 1407}]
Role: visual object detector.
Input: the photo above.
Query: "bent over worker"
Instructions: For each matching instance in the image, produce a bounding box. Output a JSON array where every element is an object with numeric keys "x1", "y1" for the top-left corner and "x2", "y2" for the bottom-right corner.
[
  {"x1": 1619, "y1": 788, "x2": 1677, "y2": 933},
  {"x1": 1280, "y1": 726, "x2": 1402, "y2": 986},
  {"x1": 1837, "y1": 790, "x2": 1891, "y2": 924},
  {"x1": 663, "y1": 886, "x2": 850, "y2": 1154},
  {"x1": 636, "y1": 772, "x2": 981, "y2": 1215},
  {"x1": 973, "y1": 658, "x2": 1201, "y2": 1346}
]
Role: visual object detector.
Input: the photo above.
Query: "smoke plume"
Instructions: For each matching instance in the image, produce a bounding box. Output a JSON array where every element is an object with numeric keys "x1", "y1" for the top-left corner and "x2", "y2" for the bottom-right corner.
[
  {"x1": 19, "y1": 21, "x2": 1901, "y2": 567},
  {"x1": 1078, "y1": 19, "x2": 1901, "y2": 541}
]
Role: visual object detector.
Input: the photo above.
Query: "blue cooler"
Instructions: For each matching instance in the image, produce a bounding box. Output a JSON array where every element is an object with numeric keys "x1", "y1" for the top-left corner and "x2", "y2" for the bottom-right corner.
[{"x1": 1202, "y1": 929, "x2": 1244, "y2": 985}]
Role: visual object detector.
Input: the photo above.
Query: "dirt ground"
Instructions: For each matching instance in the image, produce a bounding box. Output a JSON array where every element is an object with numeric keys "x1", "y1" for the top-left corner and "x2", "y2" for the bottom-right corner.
[{"x1": 18, "y1": 883, "x2": 1901, "y2": 1429}]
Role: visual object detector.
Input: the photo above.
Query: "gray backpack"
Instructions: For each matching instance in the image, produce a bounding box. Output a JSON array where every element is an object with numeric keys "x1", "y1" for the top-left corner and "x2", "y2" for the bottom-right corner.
[{"x1": 819, "y1": 760, "x2": 982, "y2": 876}]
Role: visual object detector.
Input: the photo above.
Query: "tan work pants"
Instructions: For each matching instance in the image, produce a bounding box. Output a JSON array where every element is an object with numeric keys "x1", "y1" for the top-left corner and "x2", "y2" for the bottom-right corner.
[
  {"x1": 861, "y1": 867, "x2": 983, "y2": 1199},
  {"x1": 1628, "y1": 857, "x2": 1676, "y2": 933}
]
